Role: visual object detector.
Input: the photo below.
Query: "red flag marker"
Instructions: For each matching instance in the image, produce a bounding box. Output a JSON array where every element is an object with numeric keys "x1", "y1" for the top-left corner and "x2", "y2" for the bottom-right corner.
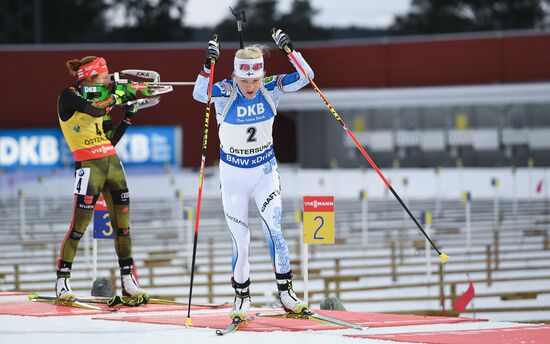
[
  {"x1": 536, "y1": 180, "x2": 543, "y2": 194},
  {"x1": 453, "y1": 281, "x2": 475, "y2": 312}
]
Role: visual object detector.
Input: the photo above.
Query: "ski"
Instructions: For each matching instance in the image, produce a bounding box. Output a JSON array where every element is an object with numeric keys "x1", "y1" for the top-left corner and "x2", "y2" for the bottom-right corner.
[
  {"x1": 28, "y1": 295, "x2": 113, "y2": 312},
  {"x1": 215, "y1": 317, "x2": 252, "y2": 335},
  {"x1": 28, "y1": 293, "x2": 228, "y2": 309},
  {"x1": 146, "y1": 298, "x2": 229, "y2": 309},
  {"x1": 255, "y1": 309, "x2": 365, "y2": 330}
]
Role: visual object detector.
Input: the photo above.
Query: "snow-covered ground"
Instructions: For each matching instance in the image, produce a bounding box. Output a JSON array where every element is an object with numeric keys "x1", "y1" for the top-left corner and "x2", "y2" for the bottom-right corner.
[{"x1": 0, "y1": 294, "x2": 535, "y2": 344}]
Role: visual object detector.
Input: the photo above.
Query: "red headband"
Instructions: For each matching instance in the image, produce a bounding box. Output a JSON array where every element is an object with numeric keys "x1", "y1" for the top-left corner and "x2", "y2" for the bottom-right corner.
[{"x1": 77, "y1": 57, "x2": 108, "y2": 80}]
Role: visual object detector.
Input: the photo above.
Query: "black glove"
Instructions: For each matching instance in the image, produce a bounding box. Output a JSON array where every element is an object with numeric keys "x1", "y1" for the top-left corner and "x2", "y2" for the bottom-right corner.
[
  {"x1": 124, "y1": 90, "x2": 137, "y2": 103},
  {"x1": 272, "y1": 29, "x2": 293, "y2": 53},
  {"x1": 204, "y1": 39, "x2": 220, "y2": 68},
  {"x1": 123, "y1": 103, "x2": 138, "y2": 118}
]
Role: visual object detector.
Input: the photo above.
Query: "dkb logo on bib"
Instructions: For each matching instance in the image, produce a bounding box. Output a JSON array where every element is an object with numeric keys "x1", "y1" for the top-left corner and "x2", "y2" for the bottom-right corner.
[{"x1": 237, "y1": 103, "x2": 265, "y2": 117}]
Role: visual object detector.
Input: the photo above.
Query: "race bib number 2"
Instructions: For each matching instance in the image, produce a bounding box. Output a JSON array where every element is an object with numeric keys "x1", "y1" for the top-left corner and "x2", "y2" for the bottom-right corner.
[{"x1": 73, "y1": 168, "x2": 91, "y2": 195}]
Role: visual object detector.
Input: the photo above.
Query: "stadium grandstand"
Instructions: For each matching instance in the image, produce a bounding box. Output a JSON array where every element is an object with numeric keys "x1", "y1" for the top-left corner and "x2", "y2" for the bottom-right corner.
[{"x1": 1, "y1": 20, "x2": 550, "y2": 343}]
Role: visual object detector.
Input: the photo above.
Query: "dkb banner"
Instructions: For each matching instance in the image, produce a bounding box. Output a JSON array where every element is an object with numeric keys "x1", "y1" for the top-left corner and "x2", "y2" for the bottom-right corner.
[{"x1": 0, "y1": 126, "x2": 181, "y2": 169}]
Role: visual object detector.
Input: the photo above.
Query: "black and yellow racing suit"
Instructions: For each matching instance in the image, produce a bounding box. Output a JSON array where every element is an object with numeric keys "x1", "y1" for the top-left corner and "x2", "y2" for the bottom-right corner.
[{"x1": 56, "y1": 86, "x2": 136, "y2": 278}]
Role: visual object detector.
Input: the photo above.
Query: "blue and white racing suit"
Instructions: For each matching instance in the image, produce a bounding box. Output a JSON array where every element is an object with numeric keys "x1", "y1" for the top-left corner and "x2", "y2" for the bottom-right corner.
[{"x1": 192, "y1": 51, "x2": 314, "y2": 284}]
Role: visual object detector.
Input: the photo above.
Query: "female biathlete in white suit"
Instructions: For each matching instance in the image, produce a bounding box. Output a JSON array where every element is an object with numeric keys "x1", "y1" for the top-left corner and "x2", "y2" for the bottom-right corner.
[{"x1": 192, "y1": 29, "x2": 314, "y2": 320}]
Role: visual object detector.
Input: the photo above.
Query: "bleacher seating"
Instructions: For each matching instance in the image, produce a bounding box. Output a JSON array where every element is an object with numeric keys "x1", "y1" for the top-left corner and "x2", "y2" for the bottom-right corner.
[{"x1": 0, "y1": 194, "x2": 549, "y2": 321}]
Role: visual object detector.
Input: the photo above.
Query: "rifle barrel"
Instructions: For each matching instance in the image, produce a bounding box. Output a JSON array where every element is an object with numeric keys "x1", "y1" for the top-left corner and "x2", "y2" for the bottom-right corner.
[{"x1": 148, "y1": 82, "x2": 195, "y2": 86}]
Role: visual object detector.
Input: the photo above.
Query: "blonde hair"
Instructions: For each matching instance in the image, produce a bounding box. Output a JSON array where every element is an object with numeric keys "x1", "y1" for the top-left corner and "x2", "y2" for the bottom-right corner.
[
  {"x1": 233, "y1": 45, "x2": 268, "y2": 80},
  {"x1": 65, "y1": 56, "x2": 98, "y2": 77},
  {"x1": 235, "y1": 45, "x2": 267, "y2": 59}
]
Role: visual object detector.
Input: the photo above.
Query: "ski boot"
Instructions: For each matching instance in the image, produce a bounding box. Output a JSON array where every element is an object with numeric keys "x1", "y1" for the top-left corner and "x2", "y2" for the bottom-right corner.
[
  {"x1": 230, "y1": 278, "x2": 251, "y2": 320},
  {"x1": 56, "y1": 260, "x2": 75, "y2": 300},
  {"x1": 276, "y1": 272, "x2": 308, "y2": 314},
  {"x1": 120, "y1": 258, "x2": 149, "y2": 305}
]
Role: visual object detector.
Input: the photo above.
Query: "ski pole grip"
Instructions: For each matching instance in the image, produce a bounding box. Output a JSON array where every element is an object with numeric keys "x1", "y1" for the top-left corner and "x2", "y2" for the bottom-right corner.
[
  {"x1": 272, "y1": 27, "x2": 292, "y2": 55},
  {"x1": 210, "y1": 34, "x2": 218, "y2": 65}
]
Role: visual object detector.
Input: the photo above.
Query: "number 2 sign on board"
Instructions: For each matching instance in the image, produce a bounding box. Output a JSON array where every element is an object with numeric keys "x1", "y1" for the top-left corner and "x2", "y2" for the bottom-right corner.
[{"x1": 303, "y1": 196, "x2": 334, "y2": 244}]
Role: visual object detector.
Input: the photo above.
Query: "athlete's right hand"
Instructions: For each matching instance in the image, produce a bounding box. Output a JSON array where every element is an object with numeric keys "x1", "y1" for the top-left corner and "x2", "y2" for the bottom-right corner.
[
  {"x1": 123, "y1": 102, "x2": 139, "y2": 118},
  {"x1": 204, "y1": 39, "x2": 220, "y2": 67}
]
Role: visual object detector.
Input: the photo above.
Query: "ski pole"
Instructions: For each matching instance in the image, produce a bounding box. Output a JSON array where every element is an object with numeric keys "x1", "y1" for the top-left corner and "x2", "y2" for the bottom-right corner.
[
  {"x1": 185, "y1": 34, "x2": 218, "y2": 327},
  {"x1": 274, "y1": 29, "x2": 448, "y2": 264}
]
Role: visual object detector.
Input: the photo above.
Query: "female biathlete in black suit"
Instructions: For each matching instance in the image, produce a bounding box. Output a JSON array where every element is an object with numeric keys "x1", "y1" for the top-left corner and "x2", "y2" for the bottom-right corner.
[{"x1": 56, "y1": 56, "x2": 147, "y2": 303}]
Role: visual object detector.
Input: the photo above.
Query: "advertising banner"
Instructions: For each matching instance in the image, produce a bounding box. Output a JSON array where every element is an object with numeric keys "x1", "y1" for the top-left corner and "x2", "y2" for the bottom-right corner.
[{"x1": 0, "y1": 126, "x2": 181, "y2": 169}]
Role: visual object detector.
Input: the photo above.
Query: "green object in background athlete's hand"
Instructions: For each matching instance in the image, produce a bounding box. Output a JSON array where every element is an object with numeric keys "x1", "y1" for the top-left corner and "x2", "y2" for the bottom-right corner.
[{"x1": 114, "y1": 83, "x2": 138, "y2": 102}]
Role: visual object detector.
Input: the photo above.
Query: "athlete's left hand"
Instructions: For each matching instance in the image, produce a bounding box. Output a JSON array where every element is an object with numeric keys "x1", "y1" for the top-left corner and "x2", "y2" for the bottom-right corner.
[
  {"x1": 272, "y1": 29, "x2": 293, "y2": 53},
  {"x1": 113, "y1": 84, "x2": 137, "y2": 105}
]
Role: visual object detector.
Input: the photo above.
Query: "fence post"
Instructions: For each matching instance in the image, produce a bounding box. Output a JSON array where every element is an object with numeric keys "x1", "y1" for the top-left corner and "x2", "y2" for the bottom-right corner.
[
  {"x1": 148, "y1": 265, "x2": 155, "y2": 287},
  {"x1": 360, "y1": 190, "x2": 369, "y2": 245},
  {"x1": 544, "y1": 231, "x2": 549, "y2": 251},
  {"x1": 208, "y1": 238, "x2": 214, "y2": 303},
  {"x1": 19, "y1": 189, "x2": 27, "y2": 240},
  {"x1": 399, "y1": 231, "x2": 405, "y2": 264},
  {"x1": 450, "y1": 282, "x2": 457, "y2": 305},
  {"x1": 463, "y1": 192, "x2": 472, "y2": 254},
  {"x1": 391, "y1": 241, "x2": 397, "y2": 282},
  {"x1": 439, "y1": 263, "x2": 445, "y2": 311},
  {"x1": 486, "y1": 245, "x2": 492, "y2": 286},
  {"x1": 384, "y1": 230, "x2": 391, "y2": 246},
  {"x1": 335, "y1": 259, "x2": 341, "y2": 298},
  {"x1": 14, "y1": 264, "x2": 20, "y2": 290},
  {"x1": 176, "y1": 190, "x2": 184, "y2": 243},
  {"x1": 493, "y1": 231, "x2": 500, "y2": 270}
]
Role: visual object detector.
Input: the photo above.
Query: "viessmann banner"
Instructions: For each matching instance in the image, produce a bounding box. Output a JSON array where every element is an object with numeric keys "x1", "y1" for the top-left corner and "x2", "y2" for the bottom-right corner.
[{"x1": 0, "y1": 126, "x2": 181, "y2": 169}]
